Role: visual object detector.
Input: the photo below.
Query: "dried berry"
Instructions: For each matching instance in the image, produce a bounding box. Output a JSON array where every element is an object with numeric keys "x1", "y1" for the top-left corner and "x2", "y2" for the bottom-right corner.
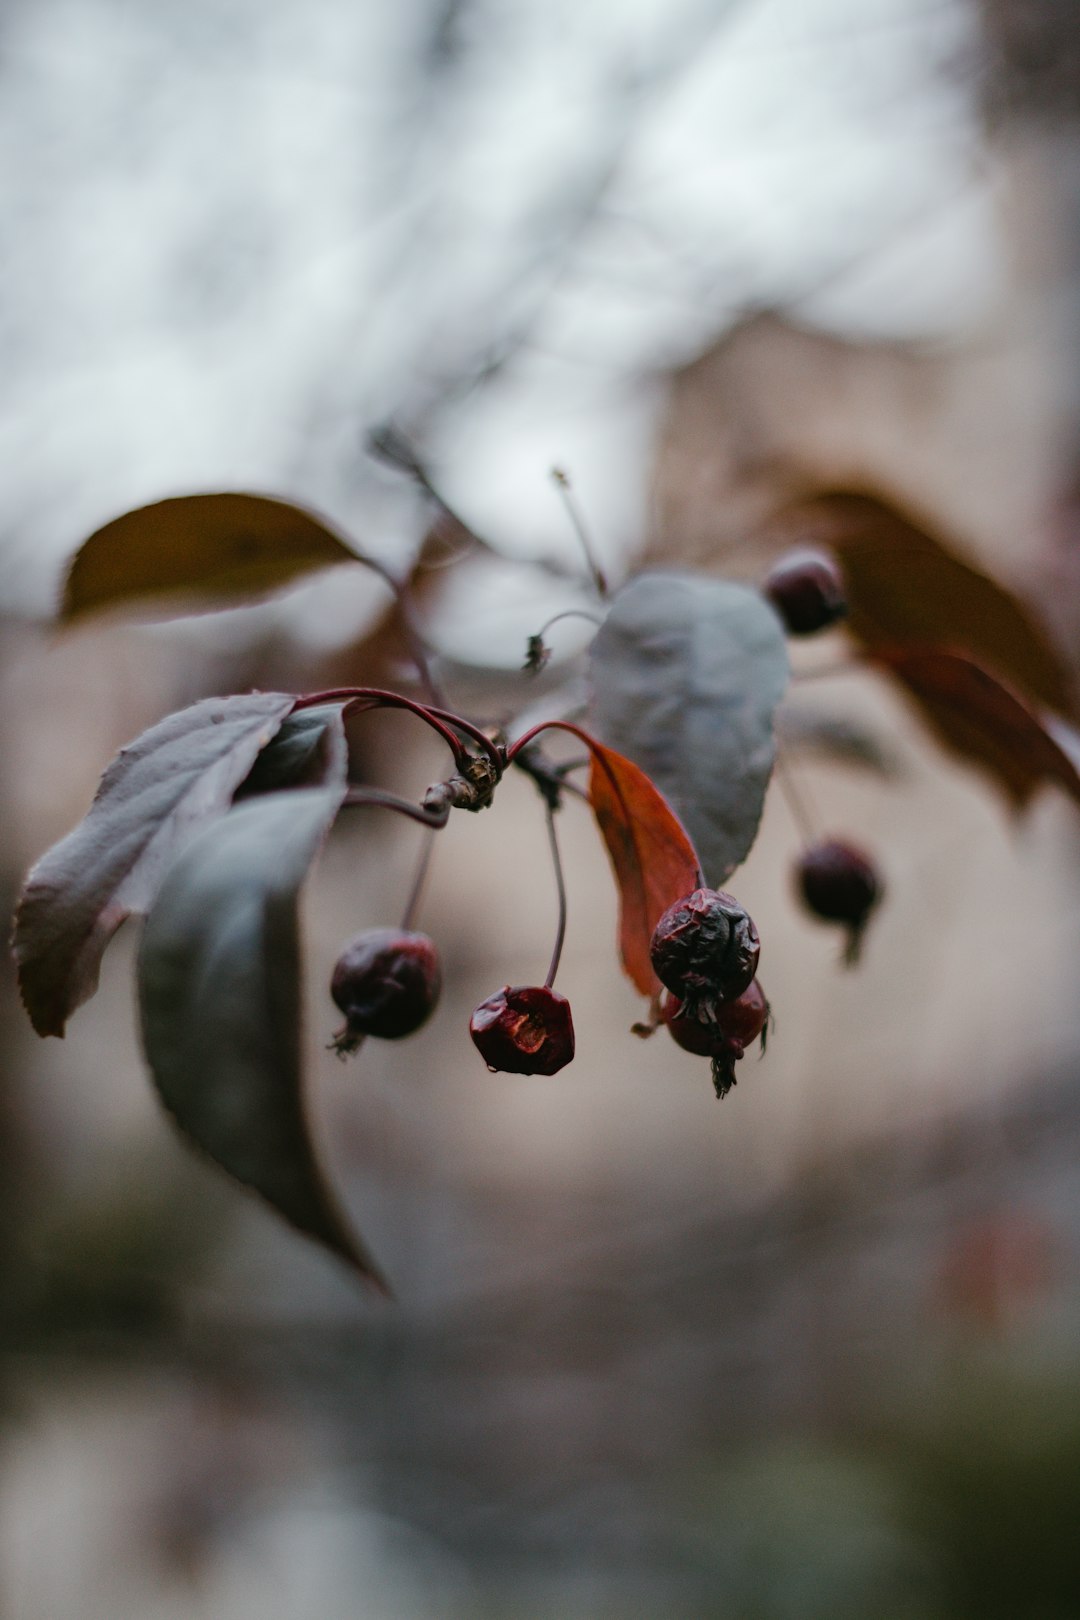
[
  {"x1": 763, "y1": 547, "x2": 847, "y2": 636},
  {"x1": 330, "y1": 928, "x2": 441, "y2": 1053},
  {"x1": 470, "y1": 985, "x2": 575, "y2": 1076},
  {"x1": 650, "y1": 888, "x2": 760, "y2": 1007},
  {"x1": 796, "y1": 838, "x2": 882, "y2": 964},
  {"x1": 664, "y1": 979, "x2": 770, "y2": 1098}
]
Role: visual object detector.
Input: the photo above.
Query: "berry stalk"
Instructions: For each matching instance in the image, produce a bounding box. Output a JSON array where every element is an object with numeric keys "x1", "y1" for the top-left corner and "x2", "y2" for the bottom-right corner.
[{"x1": 543, "y1": 802, "x2": 568, "y2": 990}]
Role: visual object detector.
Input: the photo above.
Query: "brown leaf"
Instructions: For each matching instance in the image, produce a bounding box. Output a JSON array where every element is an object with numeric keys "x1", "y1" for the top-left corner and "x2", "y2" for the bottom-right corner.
[
  {"x1": 14, "y1": 692, "x2": 298, "y2": 1037},
  {"x1": 874, "y1": 647, "x2": 1080, "y2": 809},
  {"x1": 587, "y1": 738, "x2": 703, "y2": 996},
  {"x1": 62, "y1": 493, "x2": 358, "y2": 620},
  {"x1": 777, "y1": 492, "x2": 1076, "y2": 717}
]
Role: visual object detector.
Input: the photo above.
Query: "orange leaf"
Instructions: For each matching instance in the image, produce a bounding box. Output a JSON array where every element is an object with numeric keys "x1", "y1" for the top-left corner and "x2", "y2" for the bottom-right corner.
[
  {"x1": 587, "y1": 739, "x2": 703, "y2": 995},
  {"x1": 775, "y1": 492, "x2": 1076, "y2": 718},
  {"x1": 62, "y1": 493, "x2": 358, "y2": 621},
  {"x1": 874, "y1": 647, "x2": 1080, "y2": 810}
]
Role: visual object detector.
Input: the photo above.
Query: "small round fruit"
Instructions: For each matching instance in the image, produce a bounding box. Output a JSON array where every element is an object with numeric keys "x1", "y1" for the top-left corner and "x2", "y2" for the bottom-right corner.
[
  {"x1": 665, "y1": 979, "x2": 769, "y2": 1057},
  {"x1": 650, "y1": 888, "x2": 760, "y2": 1005},
  {"x1": 470, "y1": 985, "x2": 575, "y2": 1076},
  {"x1": 796, "y1": 838, "x2": 882, "y2": 963},
  {"x1": 763, "y1": 547, "x2": 847, "y2": 635},
  {"x1": 330, "y1": 928, "x2": 441, "y2": 1045}
]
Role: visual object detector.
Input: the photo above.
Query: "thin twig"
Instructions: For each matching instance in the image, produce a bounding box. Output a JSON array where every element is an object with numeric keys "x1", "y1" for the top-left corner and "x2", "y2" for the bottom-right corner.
[
  {"x1": 773, "y1": 749, "x2": 819, "y2": 847},
  {"x1": 543, "y1": 802, "x2": 568, "y2": 990},
  {"x1": 534, "y1": 608, "x2": 604, "y2": 641},
  {"x1": 341, "y1": 786, "x2": 450, "y2": 828},
  {"x1": 368, "y1": 426, "x2": 583, "y2": 584},
  {"x1": 550, "y1": 467, "x2": 608, "y2": 597},
  {"x1": 400, "y1": 826, "x2": 437, "y2": 931}
]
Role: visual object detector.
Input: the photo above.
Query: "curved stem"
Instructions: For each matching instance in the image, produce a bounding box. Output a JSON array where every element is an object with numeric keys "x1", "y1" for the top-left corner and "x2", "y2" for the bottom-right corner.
[
  {"x1": 533, "y1": 607, "x2": 604, "y2": 642},
  {"x1": 400, "y1": 826, "x2": 437, "y2": 930},
  {"x1": 293, "y1": 687, "x2": 470, "y2": 768},
  {"x1": 510, "y1": 719, "x2": 707, "y2": 888},
  {"x1": 543, "y1": 802, "x2": 568, "y2": 989},
  {"x1": 420, "y1": 707, "x2": 505, "y2": 778},
  {"x1": 341, "y1": 785, "x2": 450, "y2": 828}
]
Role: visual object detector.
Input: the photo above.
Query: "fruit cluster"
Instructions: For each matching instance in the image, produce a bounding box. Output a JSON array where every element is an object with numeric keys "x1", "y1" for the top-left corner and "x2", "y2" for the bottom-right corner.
[
  {"x1": 650, "y1": 887, "x2": 768, "y2": 1098},
  {"x1": 328, "y1": 544, "x2": 882, "y2": 1098}
]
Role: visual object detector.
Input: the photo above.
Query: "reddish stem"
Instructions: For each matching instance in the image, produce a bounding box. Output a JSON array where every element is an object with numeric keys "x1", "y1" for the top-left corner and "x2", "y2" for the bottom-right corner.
[
  {"x1": 543, "y1": 802, "x2": 568, "y2": 989},
  {"x1": 293, "y1": 687, "x2": 470, "y2": 766},
  {"x1": 341, "y1": 786, "x2": 450, "y2": 827},
  {"x1": 420, "y1": 706, "x2": 505, "y2": 778},
  {"x1": 400, "y1": 826, "x2": 438, "y2": 931}
]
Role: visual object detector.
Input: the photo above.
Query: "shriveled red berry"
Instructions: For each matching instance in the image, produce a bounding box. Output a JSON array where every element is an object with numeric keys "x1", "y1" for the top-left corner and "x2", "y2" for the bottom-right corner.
[
  {"x1": 330, "y1": 928, "x2": 441, "y2": 1053},
  {"x1": 796, "y1": 838, "x2": 882, "y2": 964},
  {"x1": 664, "y1": 980, "x2": 770, "y2": 1098},
  {"x1": 650, "y1": 888, "x2": 760, "y2": 1006},
  {"x1": 470, "y1": 985, "x2": 575, "y2": 1076},
  {"x1": 763, "y1": 547, "x2": 847, "y2": 635}
]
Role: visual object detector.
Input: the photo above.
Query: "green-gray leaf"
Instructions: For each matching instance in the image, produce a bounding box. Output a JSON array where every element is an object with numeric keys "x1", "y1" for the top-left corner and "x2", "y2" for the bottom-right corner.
[
  {"x1": 587, "y1": 572, "x2": 790, "y2": 885},
  {"x1": 136, "y1": 778, "x2": 387, "y2": 1290},
  {"x1": 235, "y1": 704, "x2": 349, "y2": 795},
  {"x1": 14, "y1": 691, "x2": 296, "y2": 1037}
]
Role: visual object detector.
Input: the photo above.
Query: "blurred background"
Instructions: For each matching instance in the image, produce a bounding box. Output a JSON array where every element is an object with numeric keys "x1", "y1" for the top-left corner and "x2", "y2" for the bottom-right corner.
[{"x1": 4, "y1": 0, "x2": 1080, "y2": 1615}]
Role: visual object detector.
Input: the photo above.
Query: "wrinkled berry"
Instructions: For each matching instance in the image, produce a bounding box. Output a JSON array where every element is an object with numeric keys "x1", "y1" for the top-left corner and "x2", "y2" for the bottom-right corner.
[
  {"x1": 470, "y1": 985, "x2": 575, "y2": 1075},
  {"x1": 796, "y1": 838, "x2": 882, "y2": 964},
  {"x1": 665, "y1": 980, "x2": 770, "y2": 1098},
  {"x1": 763, "y1": 547, "x2": 847, "y2": 635},
  {"x1": 330, "y1": 928, "x2": 441, "y2": 1053},
  {"x1": 650, "y1": 888, "x2": 760, "y2": 1006}
]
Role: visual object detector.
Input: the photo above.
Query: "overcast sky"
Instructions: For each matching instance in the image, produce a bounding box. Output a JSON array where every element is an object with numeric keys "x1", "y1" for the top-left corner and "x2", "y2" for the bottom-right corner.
[{"x1": 0, "y1": 0, "x2": 995, "y2": 634}]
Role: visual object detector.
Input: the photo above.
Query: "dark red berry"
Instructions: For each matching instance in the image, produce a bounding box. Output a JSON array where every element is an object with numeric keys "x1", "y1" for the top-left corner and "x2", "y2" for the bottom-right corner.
[
  {"x1": 665, "y1": 979, "x2": 769, "y2": 1055},
  {"x1": 763, "y1": 547, "x2": 847, "y2": 635},
  {"x1": 796, "y1": 838, "x2": 882, "y2": 964},
  {"x1": 330, "y1": 928, "x2": 441, "y2": 1052},
  {"x1": 469, "y1": 985, "x2": 575, "y2": 1076},
  {"x1": 650, "y1": 888, "x2": 760, "y2": 1006},
  {"x1": 664, "y1": 980, "x2": 770, "y2": 1098}
]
